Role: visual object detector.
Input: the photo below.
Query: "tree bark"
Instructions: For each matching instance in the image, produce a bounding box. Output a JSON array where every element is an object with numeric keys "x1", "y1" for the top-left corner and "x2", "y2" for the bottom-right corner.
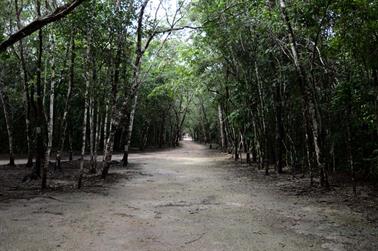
[
  {"x1": 274, "y1": 82, "x2": 284, "y2": 173},
  {"x1": 35, "y1": 0, "x2": 48, "y2": 188},
  {"x1": 102, "y1": 102, "x2": 109, "y2": 159},
  {"x1": 78, "y1": 32, "x2": 91, "y2": 188},
  {"x1": 89, "y1": 89, "x2": 95, "y2": 170},
  {"x1": 255, "y1": 62, "x2": 268, "y2": 175},
  {"x1": 0, "y1": 72, "x2": 15, "y2": 166},
  {"x1": 346, "y1": 88, "x2": 357, "y2": 196},
  {"x1": 57, "y1": 34, "x2": 75, "y2": 170},
  {"x1": 218, "y1": 104, "x2": 226, "y2": 151},
  {"x1": 0, "y1": 0, "x2": 86, "y2": 52},
  {"x1": 42, "y1": 35, "x2": 57, "y2": 188},
  {"x1": 279, "y1": 0, "x2": 327, "y2": 186},
  {"x1": 94, "y1": 102, "x2": 102, "y2": 170},
  {"x1": 122, "y1": 94, "x2": 138, "y2": 167},
  {"x1": 15, "y1": 0, "x2": 33, "y2": 167},
  {"x1": 159, "y1": 112, "x2": 166, "y2": 148}
]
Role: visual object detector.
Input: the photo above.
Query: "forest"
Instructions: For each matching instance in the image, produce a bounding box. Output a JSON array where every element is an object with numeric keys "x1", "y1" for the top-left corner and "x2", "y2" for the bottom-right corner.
[
  {"x1": 1, "y1": 0, "x2": 378, "y2": 250},
  {"x1": 0, "y1": 0, "x2": 377, "y2": 194}
]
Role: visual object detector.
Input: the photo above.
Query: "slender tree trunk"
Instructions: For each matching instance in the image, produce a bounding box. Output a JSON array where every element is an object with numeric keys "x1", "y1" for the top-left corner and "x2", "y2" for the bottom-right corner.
[
  {"x1": 255, "y1": 62, "x2": 268, "y2": 175},
  {"x1": 274, "y1": 82, "x2": 284, "y2": 173},
  {"x1": 218, "y1": 104, "x2": 226, "y2": 151},
  {"x1": 246, "y1": 139, "x2": 251, "y2": 164},
  {"x1": 200, "y1": 99, "x2": 210, "y2": 144},
  {"x1": 140, "y1": 122, "x2": 150, "y2": 150},
  {"x1": 279, "y1": 0, "x2": 327, "y2": 186},
  {"x1": 200, "y1": 112, "x2": 208, "y2": 143},
  {"x1": 159, "y1": 112, "x2": 166, "y2": 148},
  {"x1": 0, "y1": 73, "x2": 15, "y2": 166},
  {"x1": 89, "y1": 97, "x2": 95, "y2": 169},
  {"x1": 89, "y1": 55, "x2": 97, "y2": 171},
  {"x1": 122, "y1": 94, "x2": 138, "y2": 167},
  {"x1": 346, "y1": 121, "x2": 356, "y2": 195},
  {"x1": 101, "y1": 67, "x2": 120, "y2": 178},
  {"x1": 43, "y1": 56, "x2": 48, "y2": 117},
  {"x1": 102, "y1": 35, "x2": 122, "y2": 175},
  {"x1": 103, "y1": 102, "x2": 109, "y2": 159},
  {"x1": 346, "y1": 89, "x2": 357, "y2": 196},
  {"x1": 42, "y1": 35, "x2": 56, "y2": 188},
  {"x1": 102, "y1": 0, "x2": 150, "y2": 178},
  {"x1": 35, "y1": 0, "x2": 47, "y2": 186},
  {"x1": 15, "y1": 0, "x2": 33, "y2": 167},
  {"x1": 94, "y1": 103, "x2": 102, "y2": 170},
  {"x1": 374, "y1": 68, "x2": 378, "y2": 136},
  {"x1": 68, "y1": 123, "x2": 73, "y2": 162},
  {"x1": 232, "y1": 127, "x2": 239, "y2": 160},
  {"x1": 224, "y1": 120, "x2": 232, "y2": 153},
  {"x1": 330, "y1": 139, "x2": 336, "y2": 173},
  {"x1": 57, "y1": 35, "x2": 75, "y2": 170},
  {"x1": 251, "y1": 134, "x2": 257, "y2": 163},
  {"x1": 251, "y1": 111, "x2": 262, "y2": 167},
  {"x1": 78, "y1": 33, "x2": 91, "y2": 188},
  {"x1": 102, "y1": 108, "x2": 117, "y2": 179}
]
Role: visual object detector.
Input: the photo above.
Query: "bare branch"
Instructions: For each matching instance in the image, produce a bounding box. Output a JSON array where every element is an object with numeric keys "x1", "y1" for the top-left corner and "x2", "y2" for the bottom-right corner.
[{"x1": 154, "y1": 25, "x2": 202, "y2": 34}]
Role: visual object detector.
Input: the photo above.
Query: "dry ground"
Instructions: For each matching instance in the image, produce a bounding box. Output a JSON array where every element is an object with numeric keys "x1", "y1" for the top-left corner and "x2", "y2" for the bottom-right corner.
[{"x1": 0, "y1": 141, "x2": 377, "y2": 251}]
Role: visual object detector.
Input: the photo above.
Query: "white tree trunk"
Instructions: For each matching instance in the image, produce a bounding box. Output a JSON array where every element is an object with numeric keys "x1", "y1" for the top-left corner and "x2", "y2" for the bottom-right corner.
[
  {"x1": 0, "y1": 74, "x2": 15, "y2": 166},
  {"x1": 122, "y1": 94, "x2": 139, "y2": 166},
  {"x1": 94, "y1": 102, "x2": 102, "y2": 168},
  {"x1": 103, "y1": 102, "x2": 109, "y2": 160},
  {"x1": 42, "y1": 35, "x2": 56, "y2": 186},
  {"x1": 78, "y1": 33, "x2": 91, "y2": 188},
  {"x1": 57, "y1": 35, "x2": 75, "y2": 168},
  {"x1": 89, "y1": 98, "x2": 94, "y2": 166},
  {"x1": 218, "y1": 104, "x2": 225, "y2": 150}
]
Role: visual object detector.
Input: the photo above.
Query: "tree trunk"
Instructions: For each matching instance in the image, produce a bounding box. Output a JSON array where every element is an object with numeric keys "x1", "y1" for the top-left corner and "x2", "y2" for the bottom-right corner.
[
  {"x1": 68, "y1": 123, "x2": 73, "y2": 162},
  {"x1": 346, "y1": 122, "x2": 356, "y2": 195},
  {"x1": 346, "y1": 88, "x2": 357, "y2": 196},
  {"x1": 103, "y1": 102, "x2": 109, "y2": 159},
  {"x1": 57, "y1": 35, "x2": 75, "y2": 170},
  {"x1": 89, "y1": 54, "x2": 97, "y2": 172},
  {"x1": 232, "y1": 127, "x2": 239, "y2": 160},
  {"x1": 0, "y1": 73, "x2": 15, "y2": 166},
  {"x1": 218, "y1": 104, "x2": 226, "y2": 151},
  {"x1": 200, "y1": 112, "x2": 208, "y2": 143},
  {"x1": 0, "y1": 0, "x2": 86, "y2": 52},
  {"x1": 279, "y1": 0, "x2": 327, "y2": 186},
  {"x1": 35, "y1": 0, "x2": 47, "y2": 187},
  {"x1": 89, "y1": 96, "x2": 95, "y2": 170},
  {"x1": 159, "y1": 112, "x2": 166, "y2": 148},
  {"x1": 15, "y1": 0, "x2": 33, "y2": 167},
  {"x1": 94, "y1": 102, "x2": 102, "y2": 170},
  {"x1": 42, "y1": 35, "x2": 57, "y2": 188},
  {"x1": 140, "y1": 122, "x2": 150, "y2": 151},
  {"x1": 200, "y1": 98, "x2": 210, "y2": 144},
  {"x1": 102, "y1": 32, "x2": 122, "y2": 175},
  {"x1": 274, "y1": 82, "x2": 284, "y2": 173},
  {"x1": 102, "y1": 0, "x2": 150, "y2": 178},
  {"x1": 122, "y1": 94, "x2": 138, "y2": 167},
  {"x1": 78, "y1": 33, "x2": 91, "y2": 188},
  {"x1": 255, "y1": 62, "x2": 268, "y2": 175}
]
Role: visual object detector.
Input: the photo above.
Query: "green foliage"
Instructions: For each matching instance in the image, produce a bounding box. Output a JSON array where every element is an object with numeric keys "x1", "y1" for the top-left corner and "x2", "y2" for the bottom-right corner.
[
  {"x1": 0, "y1": 0, "x2": 377, "y2": 184},
  {"x1": 185, "y1": 0, "x2": 378, "y2": 182}
]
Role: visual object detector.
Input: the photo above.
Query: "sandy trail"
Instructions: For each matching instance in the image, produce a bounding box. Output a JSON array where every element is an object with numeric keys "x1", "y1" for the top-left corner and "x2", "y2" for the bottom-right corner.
[{"x1": 0, "y1": 141, "x2": 377, "y2": 251}]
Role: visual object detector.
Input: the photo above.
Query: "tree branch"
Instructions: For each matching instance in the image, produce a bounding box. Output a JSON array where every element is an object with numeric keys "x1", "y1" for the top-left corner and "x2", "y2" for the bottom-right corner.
[
  {"x1": 154, "y1": 25, "x2": 202, "y2": 35},
  {"x1": 0, "y1": 0, "x2": 86, "y2": 53}
]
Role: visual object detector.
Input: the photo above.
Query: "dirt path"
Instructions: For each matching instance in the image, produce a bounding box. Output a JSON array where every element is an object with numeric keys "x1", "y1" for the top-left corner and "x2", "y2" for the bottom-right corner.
[{"x1": 0, "y1": 141, "x2": 377, "y2": 251}]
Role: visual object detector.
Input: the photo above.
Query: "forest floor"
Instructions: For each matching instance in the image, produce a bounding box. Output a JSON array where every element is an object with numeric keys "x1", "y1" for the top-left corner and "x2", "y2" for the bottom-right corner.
[{"x1": 0, "y1": 141, "x2": 377, "y2": 251}]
